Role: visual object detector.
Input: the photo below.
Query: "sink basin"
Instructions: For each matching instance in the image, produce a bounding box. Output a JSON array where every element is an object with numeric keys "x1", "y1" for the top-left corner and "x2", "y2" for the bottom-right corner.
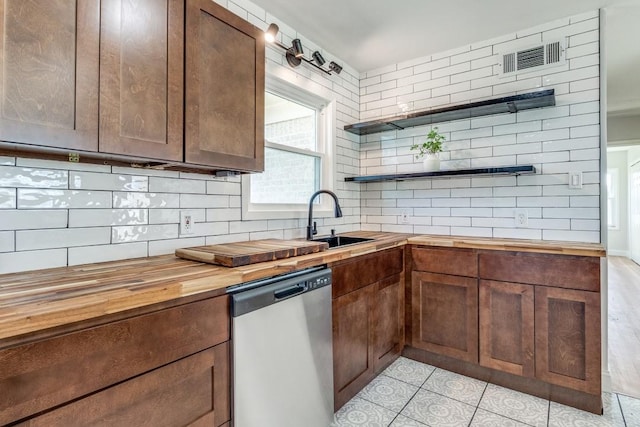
[{"x1": 312, "y1": 235, "x2": 374, "y2": 249}]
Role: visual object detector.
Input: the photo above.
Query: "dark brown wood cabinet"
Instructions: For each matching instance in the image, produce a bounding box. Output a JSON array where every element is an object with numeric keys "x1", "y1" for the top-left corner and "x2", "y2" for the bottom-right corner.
[
  {"x1": 0, "y1": 0, "x2": 99, "y2": 151},
  {"x1": 185, "y1": 0, "x2": 265, "y2": 172},
  {"x1": 99, "y1": 0, "x2": 184, "y2": 161},
  {"x1": 0, "y1": 295, "x2": 231, "y2": 427},
  {"x1": 1, "y1": 0, "x2": 265, "y2": 172},
  {"x1": 479, "y1": 279, "x2": 534, "y2": 377},
  {"x1": 331, "y1": 248, "x2": 404, "y2": 410},
  {"x1": 411, "y1": 271, "x2": 478, "y2": 363},
  {"x1": 535, "y1": 286, "x2": 601, "y2": 395}
]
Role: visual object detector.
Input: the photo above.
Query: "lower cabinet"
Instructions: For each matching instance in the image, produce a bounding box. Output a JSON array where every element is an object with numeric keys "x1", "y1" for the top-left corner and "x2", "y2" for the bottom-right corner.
[
  {"x1": 535, "y1": 286, "x2": 601, "y2": 395},
  {"x1": 408, "y1": 246, "x2": 602, "y2": 413},
  {"x1": 17, "y1": 342, "x2": 230, "y2": 427},
  {"x1": 479, "y1": 279, "x2": 534, "y2": 377},
  {"x1": 411, "y1": 271, "x2": 478, "y2": 363},
  {"x1": 332, "y1": 248, "x2": 404, "y2": 411},
  {"x1": 0, "y1": 295, "x2": 231, "y2": 427}
]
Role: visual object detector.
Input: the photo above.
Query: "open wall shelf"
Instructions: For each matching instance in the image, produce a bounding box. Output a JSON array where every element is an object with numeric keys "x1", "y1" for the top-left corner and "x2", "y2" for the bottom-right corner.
[
  {"x1": 345, "y1": 90, "x2": 555, "y2": 136},
  {"x1": 344, "y1": 165, "x2": 536, "y2": 183}
]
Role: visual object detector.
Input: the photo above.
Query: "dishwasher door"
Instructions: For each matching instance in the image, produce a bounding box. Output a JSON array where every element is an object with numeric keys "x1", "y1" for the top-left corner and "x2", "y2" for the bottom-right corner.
[{"x1": 231, "y1": 268, "x2": 334, "y2": 427}]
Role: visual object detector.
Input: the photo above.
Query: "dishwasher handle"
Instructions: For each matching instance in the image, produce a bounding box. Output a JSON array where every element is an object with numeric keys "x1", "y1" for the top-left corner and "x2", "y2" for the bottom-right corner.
[{"x1": 274, "y1": 283, "x2": 308, "y2": 300}]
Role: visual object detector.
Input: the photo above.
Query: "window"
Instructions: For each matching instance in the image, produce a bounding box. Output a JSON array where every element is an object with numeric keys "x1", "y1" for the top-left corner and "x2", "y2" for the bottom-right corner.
[
  {"x1": 242, "y1": 78, "x2": 335, "y2": 220},
  {"x1": 607, "y1": 168, "x2": 619, "y2": 229}
]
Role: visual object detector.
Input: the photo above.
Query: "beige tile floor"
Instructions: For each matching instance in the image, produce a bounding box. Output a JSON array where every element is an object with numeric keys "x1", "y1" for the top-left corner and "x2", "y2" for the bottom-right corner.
[{"x1": 332, "y1": 357, "x2": 640, "y2": 427}]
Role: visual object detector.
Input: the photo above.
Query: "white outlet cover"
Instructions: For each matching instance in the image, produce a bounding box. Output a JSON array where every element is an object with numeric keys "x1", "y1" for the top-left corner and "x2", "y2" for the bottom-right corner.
[
  {"x1": 180, "y1": 210, "x2": 194, "y2": 235},
  {"x1": 515, "y1": 209, "x2": 529, "y2": 227}
]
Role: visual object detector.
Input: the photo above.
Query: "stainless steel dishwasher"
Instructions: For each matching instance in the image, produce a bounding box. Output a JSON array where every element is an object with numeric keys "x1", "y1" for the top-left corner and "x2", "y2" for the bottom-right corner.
[{"x1": 229, "y1": 266, "x2": 334, "y2": 427}]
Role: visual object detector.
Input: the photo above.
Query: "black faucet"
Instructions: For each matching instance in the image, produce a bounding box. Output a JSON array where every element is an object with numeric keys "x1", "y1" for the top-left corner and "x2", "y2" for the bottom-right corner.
[{"x1": 307, "y1": 190, "x2": 343, "y2": 240}]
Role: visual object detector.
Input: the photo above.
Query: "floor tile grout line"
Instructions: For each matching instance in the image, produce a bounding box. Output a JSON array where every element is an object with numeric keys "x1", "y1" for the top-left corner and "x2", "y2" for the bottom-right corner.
[
  {"x1": 546, "y1": 399, "x2": 550, "y2": 427},
  {"x1": 467, "y1": 382, "x2": 489, "y2": 427},
  {"x1": 386, "y1": 385, "x2": 426, "y2": 427},
  {"x1": 616, "y1": 393, "x2": 628, "y2": 427}
]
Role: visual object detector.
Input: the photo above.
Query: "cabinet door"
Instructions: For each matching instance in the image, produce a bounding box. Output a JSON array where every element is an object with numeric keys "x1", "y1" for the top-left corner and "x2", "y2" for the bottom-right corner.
[
  {"x1": 479, "y1": 280, "x2": 534, "y2": 377},
  {"x1": 333, "y1": 285, "x2": 374, "y2": 411},
  {"x1": 0, "y1": 0, "x2": 99, "y2": 151},
  {"x1": 185, "y1": 0, "x2": 264, "y2": 171},
  {"x1": 99, "y1": 0, "x2": 184, "y2": 161},
  {"x1": 535, "y1": 287, "x2": 601, "y2": 395},
  {"x1": 17, "y1": 342, "x2": 230, "y2": 427},
  {"x1": 373, "y1": 274, "x2": 404, "y2": 372},
  {"x1": 411, "y1": 271, "x2": 478, "y2": 363}
]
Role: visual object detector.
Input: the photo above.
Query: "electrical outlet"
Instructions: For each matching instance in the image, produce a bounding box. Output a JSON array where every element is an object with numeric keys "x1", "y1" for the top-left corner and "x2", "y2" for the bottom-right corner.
[
  {"x1": 515, "y1": 209, "x2": 528, "y2": 227},
  {"x1": 401, "y1": 210, "x2": 410, "y2": 224},
  {"x1": 569, "y1": 172, "x2": 583, "y2": 189},
  {"x1": 180, "y1": 210, "x2": 194, "y2": 235}
]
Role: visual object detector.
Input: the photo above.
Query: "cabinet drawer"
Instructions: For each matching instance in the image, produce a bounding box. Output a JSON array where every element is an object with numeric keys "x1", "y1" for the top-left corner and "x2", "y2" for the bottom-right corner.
[
  {"x1": 332, "y1": 248, "x2": 403, "y2": 298},
  {"x1": 412, "y1": 247, "x2": 477, "y2": 277},
  {"x1": 0, "y1": 295, "x2": 229, "y2": 426},
  {"x1": 17, "y1": 343, "x2": 230, "y2": 427},
  {"x1": 479, "y1": 251, "x2": 600, "y2": 291}
]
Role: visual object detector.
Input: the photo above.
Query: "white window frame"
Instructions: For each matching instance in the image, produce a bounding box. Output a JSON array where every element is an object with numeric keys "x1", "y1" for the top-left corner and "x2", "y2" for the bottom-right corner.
[
  {"x1": 241, "y1": 75, "x2": 336, "y2": 220},
  {"x1": 607, "y1": 168, "x2": 619, "y2": 230}
]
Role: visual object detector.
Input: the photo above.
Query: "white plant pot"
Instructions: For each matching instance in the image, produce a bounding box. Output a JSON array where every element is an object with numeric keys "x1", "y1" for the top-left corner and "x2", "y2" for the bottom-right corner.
[{"x1": 422, "y1": 153, "x2": 440, "y2": 171}]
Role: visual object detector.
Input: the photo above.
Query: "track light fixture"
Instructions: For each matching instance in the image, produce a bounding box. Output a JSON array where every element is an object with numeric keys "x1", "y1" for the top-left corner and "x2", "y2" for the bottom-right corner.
[
  {"x1": 263, "y1": 23, "x2": 342, "y2": 76},
  {"x1": 312, "y1": 51, "x2": 326, "y2": 66},
  {"x1": 265, "y1": 23, "x2": 279, "y2": 43}
]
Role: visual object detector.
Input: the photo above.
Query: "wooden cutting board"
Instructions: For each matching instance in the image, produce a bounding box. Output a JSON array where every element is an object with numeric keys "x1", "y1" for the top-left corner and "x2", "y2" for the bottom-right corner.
[{"x1": 175, "y1": 239, "x2": 329, "y2": 267}]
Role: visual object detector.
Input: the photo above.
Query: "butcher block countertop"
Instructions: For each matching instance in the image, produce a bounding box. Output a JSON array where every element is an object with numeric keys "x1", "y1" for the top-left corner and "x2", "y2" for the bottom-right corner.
[
  {"x1": 408, "y1": 235, "x2": 606, "y2": 257},
  {"x1": 0, "y1": 232, "x2": 605, "y2": 343}
]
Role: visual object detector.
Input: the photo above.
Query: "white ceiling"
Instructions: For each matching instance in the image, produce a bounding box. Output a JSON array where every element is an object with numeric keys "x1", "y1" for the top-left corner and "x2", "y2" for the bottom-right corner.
[{"x1": 251, "y1": 0, "x2": 640, "y2": 116}]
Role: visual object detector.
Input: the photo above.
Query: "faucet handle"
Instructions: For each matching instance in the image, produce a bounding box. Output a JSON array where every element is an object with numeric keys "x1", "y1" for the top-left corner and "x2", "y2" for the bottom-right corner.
[
  {"x1": 330, "y1": 229, "x2": 336, "y2": 237},
  {"x1": 312, "y1": 221, "x2": 318, "y2": 236}
]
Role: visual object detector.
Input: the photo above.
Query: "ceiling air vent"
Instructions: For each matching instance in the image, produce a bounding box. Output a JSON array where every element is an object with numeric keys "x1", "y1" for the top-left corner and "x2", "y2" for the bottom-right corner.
[{"x1": 499, "y1": 39, "x2": 566, "y2": 77}]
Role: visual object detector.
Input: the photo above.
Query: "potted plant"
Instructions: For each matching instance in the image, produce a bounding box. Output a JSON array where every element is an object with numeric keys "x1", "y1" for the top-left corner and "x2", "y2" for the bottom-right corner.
[{"x1": 410, "y1": 127, "x2": 446, "y2": 171}]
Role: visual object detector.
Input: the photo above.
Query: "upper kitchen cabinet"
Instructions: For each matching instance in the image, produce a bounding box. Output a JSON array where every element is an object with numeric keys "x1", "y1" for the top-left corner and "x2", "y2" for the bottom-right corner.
[
  {"x1": 185, "y1": 0, "x2": 265, "y2": 172},
  {"x1": 99, "y1": 0, "x2": 184, "y2": 161},
  {"x1": 0, "y1": 0, "x2": 99, "y2": 151}
]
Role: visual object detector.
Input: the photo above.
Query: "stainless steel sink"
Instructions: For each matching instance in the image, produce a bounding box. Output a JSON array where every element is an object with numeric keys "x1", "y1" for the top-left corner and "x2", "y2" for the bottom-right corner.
[{"x1": 312, "y1": 235, "x2": 374, "y2": 248}]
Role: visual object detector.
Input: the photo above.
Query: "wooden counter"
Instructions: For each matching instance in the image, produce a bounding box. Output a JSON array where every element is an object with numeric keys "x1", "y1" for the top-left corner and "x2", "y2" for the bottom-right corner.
[
  {"x1": 0, "y1": 231, "x2": 408, "y2": 343},
  {"x1": 408, "y1": 235, "x2": 605, "y2": 257},
  {"x1": 0, "y1": 231, "x2": 605, "y2": 344}
]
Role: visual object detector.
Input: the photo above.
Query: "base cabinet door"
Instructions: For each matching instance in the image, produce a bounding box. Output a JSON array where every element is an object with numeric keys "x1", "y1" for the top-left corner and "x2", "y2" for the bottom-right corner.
[
  {"x1": 17, "y1": 342, "x2": 230, "y2": 427},
  {"x1": 0, "y1": 0, "x2": 99, "y2": 151},
  {"x1": 333, "y1": 285, "x2": 374, "y2": 411},
  {"x1": 479, "y1": 280, "x2": 534, "y2": 377},
  {"x1": 373, "y1": 274, "x2": 404, "y2": 372},
  {"x1": 411, "y1": 271, "x2": 478, "y2": 363},
  {"x1": 535, "y1": 286, "x2": 601, "y2": 395},
  {"x1": 185, "y1": 0, "x2": 264, "y2": 171}
]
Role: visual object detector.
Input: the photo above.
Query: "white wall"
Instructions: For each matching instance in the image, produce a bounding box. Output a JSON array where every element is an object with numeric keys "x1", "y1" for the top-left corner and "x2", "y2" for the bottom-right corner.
[
  {"x1": 606, "y1": 150, "x2": 629, "y2": 256},
  {"x1": 608, "y1": 114, "x2": 640, "y2": 145},
  {"x1": 0, "y1": 0, "x2": 362, "y2": 275},
  {"x1": 358, "y1": 11, "x2": 602, "y2": 243}
]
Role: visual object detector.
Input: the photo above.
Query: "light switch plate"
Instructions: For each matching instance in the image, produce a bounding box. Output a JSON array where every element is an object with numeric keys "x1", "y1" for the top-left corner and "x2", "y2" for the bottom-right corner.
[{"x1": 569, "y1": 172, "x2": 583, "y2": 189}]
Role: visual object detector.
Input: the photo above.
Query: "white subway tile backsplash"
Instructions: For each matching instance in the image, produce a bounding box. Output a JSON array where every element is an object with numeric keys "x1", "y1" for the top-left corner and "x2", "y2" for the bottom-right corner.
[
  {"x1": 16, "y1": 227, "x2": 110, "y2": 251},
  {"x1": 0, "y1": 210, "x2": 68, "y2": 230},
  {"x1": 0, "y1": 189, "x2": 16, "y2": 208},
  {"x1": 19, "y1": 189, "x2": 112, "y2": 209},
  {"x1": 571, "y1": 219, "x2": 600, "y2": 230},
  {"x1": 148, "y1": 237, "x2": 206, "y2": 256},
  {"x1": 70, "y1": 171, "x2": 148, "y2": 192},
  {"x1": 15, "y1": 158, "x2": 111, "y2": 172},
  {"x1": 150, "y1": 177, "x2": 206, "y2": 194},
  {"x1": 494, "y1": 228, "x2": 542, "y2": 240},
  {"x1": 113, "y1": 192, "x2": 180, "y2": 208},
  {"x1": 69, "y1": 209, "x2": 148, "y2": 227},
  {"x1": 0, "y1": 249, "x2": 67, "y2": 274},
  {"x1": 68, "y1": 242, "x2": 147, "y2": 266},
  {"x1": 0, "y1": 167, "x2": 68, "y2": 189},
  {"x1": 542, "y1": 229, "x2": 599, "y2": 243},
  {"x1": 0, "y1": 231, "x2": 14, "y2": 252},
  {"x1": 112, "y1": 224, "x2": 178, "y2": 243},
  {"x1": 0, "y1": 156, "x2": 15, "y2": 166}
]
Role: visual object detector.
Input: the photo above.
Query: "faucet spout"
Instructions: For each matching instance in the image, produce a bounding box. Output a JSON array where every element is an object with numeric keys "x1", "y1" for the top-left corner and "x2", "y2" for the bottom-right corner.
[{"x1": 307, "y1": 190, "x2": 343, "y2": 240}]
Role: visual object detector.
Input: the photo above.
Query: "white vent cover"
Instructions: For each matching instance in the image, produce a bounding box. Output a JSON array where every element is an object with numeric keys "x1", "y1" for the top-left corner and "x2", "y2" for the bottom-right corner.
[{"x1": 499, "y1": 40, "x2": 566, "y2": 76}]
